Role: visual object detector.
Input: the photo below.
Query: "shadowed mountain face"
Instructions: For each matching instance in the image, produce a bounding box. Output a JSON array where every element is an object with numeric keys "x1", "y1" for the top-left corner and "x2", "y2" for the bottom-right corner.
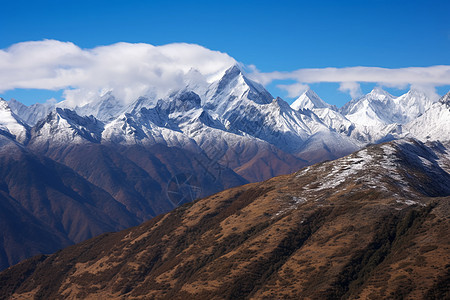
[
  {"x1": 0, "y1": 192, "x2": 71, "y2": 271},
  {"x1": 0, "y1": 133, "x2": 247, "y2": 270},
  {"x1": 1, "y1": 139, "x2": 448, "y2": 299},
  {"x1": 0, "y1": 135, "x2": 140, "y2": 270},
  {"x1": 37, "y1": 142, "x2": 248, "y2": 219}
]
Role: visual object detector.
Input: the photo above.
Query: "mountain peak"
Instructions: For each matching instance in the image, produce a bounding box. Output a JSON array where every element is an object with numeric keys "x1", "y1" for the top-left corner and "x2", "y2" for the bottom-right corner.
[
  {"x1": 218, "y1": 64, "x2": 243, "y2": 85},
  {"x1": 212, "y1": 64, "x2": 243, "y2": 95},
  {"x1": 397, "y1": 89, "x2": 430, "y2": 103},
  {"x1": 205, "y1": 63, "x2": 273, "y2": 115},
  {"x1": 393, "y1": 89, "x2": 434, "y2": 124},
  {"x1": 407, "y1": 88, "x2": 427, "y2": 97},
  {"x1": 440, "y1": 91, "x2": 450, "y2": 105},
  {"x1": 291, "y1": 88, "x2": 331, "y2": 110},
  {"x1": 302, "y1": 88, "x2": 321, "y2": 101},
  {"x1": 225, "y1": 64, "x2": 243, "y2": 76},
  {"x1": 160, "y1": 90, "x2": 202, "y2": 113},
  {"x1": 0, "y1": 98, "x2": 9, "y2": 109},
  {"x1": 30, "y1": 108, "x2": 104, "y2": 146},
  {"x1": 0, "y1": 99, "x2": 29, "y2": 144},
  {"x1": 369, "y1": 86, "x2": 390, "y2": 97}
]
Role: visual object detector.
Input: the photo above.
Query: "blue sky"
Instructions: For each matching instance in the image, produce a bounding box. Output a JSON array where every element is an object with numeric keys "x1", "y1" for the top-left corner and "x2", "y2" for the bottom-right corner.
[{"x1": 1, "y1": 0, "x2": 449, "y2": 106}]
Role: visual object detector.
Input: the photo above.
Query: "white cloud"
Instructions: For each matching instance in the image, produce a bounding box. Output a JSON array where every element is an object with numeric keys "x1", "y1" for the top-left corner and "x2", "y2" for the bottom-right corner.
[
  {"x1": 1, "y1": 40, "x2": 449, "y2": 104},
  {"x1": 338, "y1": 82, "x2": 362, "y2": 99},
  {"x1": 0, "y1": 40, "x2": 236, "y2": 105},
  {"x1": 409, "y1": 83, "x2": 440, "y2": 101},
  {"x1": 247, "y1": 66, "x2": 450, "y2": 99},
  {"x1": 277, "y1": 83, "x2": 309, "y2": 98}
]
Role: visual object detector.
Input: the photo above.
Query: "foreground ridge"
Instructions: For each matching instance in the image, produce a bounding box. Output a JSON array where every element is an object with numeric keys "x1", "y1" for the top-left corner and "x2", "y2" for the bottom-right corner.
[{"x1": 1, "y1": 139, "x2": 449, "y2": 299}]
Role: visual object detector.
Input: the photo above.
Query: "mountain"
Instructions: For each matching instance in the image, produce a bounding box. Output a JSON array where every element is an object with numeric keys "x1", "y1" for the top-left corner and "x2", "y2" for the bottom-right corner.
[
  {"x1": 70, "y1": 91, "x2": 127, "y2": 122},
  {"x1": 0, "y1": 134, "x2": 139, "y2": 269},
  {"x1": 1, "y1": 64, "x2": 449, "y2": 272},
  {"x1": 341, "y1": 87, "x2": 399, "y2": 127},
  {"x1": 9, "y1": 66, "x2": 446, "y2": 163},
  {"x1": 35, "y1": 143, "x2": 247, "y2": 219},
  {"x1": 405, "y1": 92, "x2": 450, "y2": 141},
  {"x1": 0, "y1": 97, "x2": 243, "y2": 269},
  {"x1": 203, "y1": 64, "x2": 274, "y2": 115},
  {"x1": 289, "y1": 97, "x2": 361, "y2": 162},
  {"x1": 0, "y1": 99, "x2": 29, "y2": 144},
  {"x1": 0, "y1": 135, "x2": 72, "y2": 271},
  {"x1": 394, "y1": 89, "x2": 435, "y2": 123},
  {"x1": 291, "y1": 88, "x2": 335, "y2": 111},
  {"x1": 28, "y1": 108, "x2": 104, "y2": 148},
  {"x1": 0, "y1": 131, "x2": 248, "y2": 271},
  {"x1": 292, "y1": 86, "x2": 448, "y2": 146},
  {"x1": 336, "y1": 87, "x2": 440, "y2": 144},
  {"x1": 1, "y1": 139, "x2": 448, "y2": 299},
  {"x1": 25, "y1": 66, "x2": 329, "y2": 182},
  {"x1": 0, "y1": 190, "x2": 71, "y2": 271},
  {"x1": 7, "y1": 99, "x2": 54, "y2": 127}
]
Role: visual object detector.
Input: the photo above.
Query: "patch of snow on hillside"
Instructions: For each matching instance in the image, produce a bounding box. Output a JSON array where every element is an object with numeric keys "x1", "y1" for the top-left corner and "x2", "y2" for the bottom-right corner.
[
  {"x1": 379, "y1": 143, "x2": 412, "y2": 192},
  {"x1": 274, "y1": 196, "x2": 308, "y2": 217},
  {"x1": 396, "y1": 199, "x2": 425, "y2": 206},
  {"x1": 293, "y1": 196, "x2": 307, "y2": 205},
  {"x1": 295, "y1": 166, "x2": 311, "y2": 177},
  {"x1": 417, "y1": 156, "x2": 433, "y2": 167},
  {"x1": 308, "y1": 149, "x2": 373, "y2": 191}
]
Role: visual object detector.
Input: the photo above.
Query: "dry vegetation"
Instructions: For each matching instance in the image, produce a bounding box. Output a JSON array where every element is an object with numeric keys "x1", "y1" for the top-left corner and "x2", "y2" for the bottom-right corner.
[{"x1": 0, "y1": 141, "x2": 449, "y2": 299}]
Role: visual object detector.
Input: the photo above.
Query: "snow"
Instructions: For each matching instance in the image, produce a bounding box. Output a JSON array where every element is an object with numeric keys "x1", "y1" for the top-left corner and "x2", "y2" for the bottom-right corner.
[
  {"x1": 8, "y1": 99, "x2": 54, "y2": 126},
  {"x1": 404, "y1": 94, "x2": 450, "y2": 142},
  {"x1": 273, "y1": 196, "x2": 307, "y2": 217},
  {"x1": 30, "y1": 108, "x2": 104, "y2": 146},
  {"x1": 396, "y1": 199, "x2": 425, "y2": 206},
  {"x1": 293, "y1": 196, "x2": 307, "y2": 205},
  {"x1": 394, "y1": 89, "x2": 434, "y2": 124},
  {"x1": 379, "y1": 144, "x2": 406, "y2": 184},
  {"x1": 5, "y1": 64, "x2": 449, "y2": 166},
  {"x1": 339, "y1": 87, "x2": 438, "y2": 144},
  {"x1": 417, "y1": 156, "x2": 433, "y2": 167},
  {"x1": 0, "y1": 99, "x2": 28, "y2": 143},
  {"x1": 303, "y1": 149, "x2": 373, "y2": 191},
  {"x1": 291, "y1": 88, "x2": 333, "y2": 110}
]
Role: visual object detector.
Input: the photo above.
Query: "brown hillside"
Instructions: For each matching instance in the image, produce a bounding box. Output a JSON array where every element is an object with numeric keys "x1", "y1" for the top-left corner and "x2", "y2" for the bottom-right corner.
[{"x1": 0, "y1": 140, "x2": 449, "y2": 299}]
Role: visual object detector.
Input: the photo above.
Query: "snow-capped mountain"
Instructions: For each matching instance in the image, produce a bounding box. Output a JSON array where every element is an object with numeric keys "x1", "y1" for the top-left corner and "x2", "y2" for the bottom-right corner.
[
  {"x1": 289, "y1": 90, "x2": 361, "y2": 160},
  {"x1": 8, "y1": 98, "x2": 54, "y2": 126},
  {"x1": 341, "y1": 87, "x2": 435, "y2": 128},
  {"x1": 290, "y1": 86, "x2": 446, "y2": 145},
  {"x1": 4, "y1": 65, "x2": 449, "y2": 173},
  {"x1": 341, "y1": 87, "x2": 400, "y2": 127},
  {"x1": 29, "y1": 108, "x2": 104, "y2": 147},
  {"x1": 16, "y1": 65, "x2": 353, "y2": 181},
  {"x1": 203, "y1": 65, "x2": 273, "y2": 116},
  {"x1": 405, "y1": 92, "x2": 450, "y2": 141},
  {"x1": 68, "y1": 91, "x2": 127, "y2": 123},
  {"x1": 102, "y1": 91, "x2": 202, "y2": 151},
  {"x1": 394, "y1": 89, "x2": 435, "y2": 123},
  {"x1": 1, "y1": 63, "x2": 449, "y2": 273},
  {"x1": 0, "y1": 98, "x2": 29, "y2": 143},
  {"x1": 291, "y1": 88, "x2": 336, "y2": 111}
]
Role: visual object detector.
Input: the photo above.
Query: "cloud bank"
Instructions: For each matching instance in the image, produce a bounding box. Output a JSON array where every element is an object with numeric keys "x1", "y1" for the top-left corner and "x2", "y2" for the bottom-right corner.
[
  {"x1": 1, "y1": 40, "x2": 449, "y2": 105},
  {"x1": 0, "y1": 40, "x2": 236, "y2": 105},
  {"x1": 248, "y1": 66, "x2": 450, "y2": 100}
]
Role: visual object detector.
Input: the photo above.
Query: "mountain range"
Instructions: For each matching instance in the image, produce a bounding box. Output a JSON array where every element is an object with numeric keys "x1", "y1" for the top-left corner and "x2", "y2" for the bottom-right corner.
[
  {"x1": 1, "y1": 139, "x2": 448, "y2": 299},
  {"x1": 0, "y1": 64, "x2": 449, "y2": 271}
]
